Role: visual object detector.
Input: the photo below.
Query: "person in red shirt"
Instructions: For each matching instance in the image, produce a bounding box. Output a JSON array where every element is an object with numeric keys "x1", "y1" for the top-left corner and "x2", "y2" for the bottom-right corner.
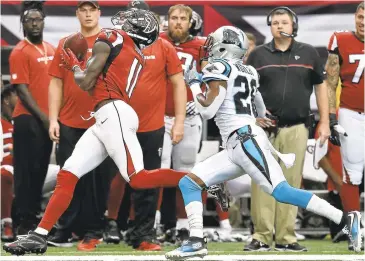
[
  {"x1": 8, "y1": 1, "x2": 55, "y2": 235},
  {"x1": 158, "y1": 4, "x2": 206, "y2": 240},
  {"x1": 104, "y1": 2, "x2": 186, "y2": 251},
  {"x1": 326, "y1": 2, "x2": 364, "y2": 251},
  {"x1": 1, "y1": 83, "x2": 18, "y2": 242},
  {"x1": 47, "y1": 1, "x2": 113, "y2": 251},
  {"x1": 3, "y1": 9, "x2": 187, "y2": 256}
]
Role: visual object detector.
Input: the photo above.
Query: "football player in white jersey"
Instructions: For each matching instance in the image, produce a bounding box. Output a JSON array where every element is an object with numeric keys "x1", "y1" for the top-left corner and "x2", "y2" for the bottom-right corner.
[{"x1": 165, "y1": 26, "x2": 362, "y2": 260}]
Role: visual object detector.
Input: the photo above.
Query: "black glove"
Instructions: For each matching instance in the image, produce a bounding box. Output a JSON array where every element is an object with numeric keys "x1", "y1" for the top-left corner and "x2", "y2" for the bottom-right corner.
[{"x1": 329, "y1": 113, "x2": 345, "y2": 146}]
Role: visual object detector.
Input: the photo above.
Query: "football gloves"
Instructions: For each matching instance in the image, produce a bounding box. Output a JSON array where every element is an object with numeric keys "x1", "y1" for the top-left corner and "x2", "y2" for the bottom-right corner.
[
  {"x1": 60, "y1": 48, "x2": 84, "y2": 72},
  {"x1": 329, "y1": 113, "x2": 348, "y2": 146},
  {"x1": 184, "y1": 61, "x2": 202, "y2": 86}
]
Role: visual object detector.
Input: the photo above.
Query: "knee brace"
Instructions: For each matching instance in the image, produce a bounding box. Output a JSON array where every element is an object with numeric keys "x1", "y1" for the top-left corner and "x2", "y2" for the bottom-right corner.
[
  {"x1": 178, "y1": 176, "x2": 202, "y2": 206},
  {"x1": 272, "y1": 181, "x2": 313, "y2": 209}
]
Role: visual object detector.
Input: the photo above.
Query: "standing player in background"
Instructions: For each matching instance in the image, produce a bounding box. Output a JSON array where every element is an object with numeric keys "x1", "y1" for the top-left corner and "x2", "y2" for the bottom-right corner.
[
  {"x1": 105, "y1": 0, "x2": 187, "y2": 250},
  {"x1": 3, "y1": 9, "x2": 189, "y2": 256},
  {"x1": 47, "y1": 1, "x2": 114, "y2": 251},
  {"x1": 159, "y1": 5, "x2": 206, "y2": 241},
  {"x1": 9, "y1": 1, "x2": 55, "y2": 235},
  {"x1": 326, "y1": 1, "x2": 364, "y2": 251},
  {"x1": 1, "y1": 84, "x2": 18, "y2": 242}
]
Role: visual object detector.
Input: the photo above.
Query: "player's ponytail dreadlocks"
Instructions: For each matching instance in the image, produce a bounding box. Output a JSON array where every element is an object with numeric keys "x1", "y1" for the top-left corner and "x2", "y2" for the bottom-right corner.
[{"x1": 20, "y1": 0, "x2": 46, "y2": 37}]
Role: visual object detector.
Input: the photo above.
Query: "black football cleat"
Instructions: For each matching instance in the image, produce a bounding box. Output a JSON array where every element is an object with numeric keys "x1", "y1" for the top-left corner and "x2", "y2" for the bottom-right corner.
[
  {"x1": 3, "y1": 231, "x2": 47, "y2": 256},
  {"x1": 207, "y1": 183, "x2": 230, "y2": 212}
]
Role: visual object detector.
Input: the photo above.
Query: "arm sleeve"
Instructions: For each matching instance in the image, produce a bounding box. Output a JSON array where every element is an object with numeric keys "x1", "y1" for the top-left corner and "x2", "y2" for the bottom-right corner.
[
  {"x1": 164, "y1": 40, "x2": 183, "y2": 76},
  {"x1": 48, "y1": 39, "x2": 65, "y2": 79},
  {"x1": 9, "y1": 49, "x2": 30, "y2": 84}
]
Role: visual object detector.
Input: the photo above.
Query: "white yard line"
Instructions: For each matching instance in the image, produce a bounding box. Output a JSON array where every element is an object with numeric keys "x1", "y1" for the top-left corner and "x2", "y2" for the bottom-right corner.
[{"x1": 0, "y1": 255, "x2": 363, "y2": 261}]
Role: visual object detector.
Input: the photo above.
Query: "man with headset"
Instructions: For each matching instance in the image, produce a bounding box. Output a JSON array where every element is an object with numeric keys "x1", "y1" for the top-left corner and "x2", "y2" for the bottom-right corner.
[{"x1": 245, "y1": 7, "x2": 330, "y2": 251}]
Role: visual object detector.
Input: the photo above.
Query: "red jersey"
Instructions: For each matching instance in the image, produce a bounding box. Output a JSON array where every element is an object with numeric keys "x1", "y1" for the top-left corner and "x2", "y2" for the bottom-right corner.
[
  {"x1": 9, "y1": 40, "x2": 55, "y2": 117},
  {"x1": 160, "y1": 32, "x2": 206, "y2": 116},
  {"x1": 328, "y1": 31, "x2": 364, "y2": 112},
  {"x1": 92, "y1": 29, "x2": 144, "y2": 106},
  {"x1": 1, "y1": 118, "x2": 13, "y2": 166},
  {"x1": 49, "y1": 33, "x2": 99, "y2": 129},
  {"x1": 130, "y1": 38, "x2": 182, "y2": 132}
]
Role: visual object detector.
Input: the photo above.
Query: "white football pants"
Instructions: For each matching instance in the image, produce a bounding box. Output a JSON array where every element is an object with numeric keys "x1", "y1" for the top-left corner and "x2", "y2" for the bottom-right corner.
[
  {"x1": 339, "y1": 108, "x2": 365, "y2": 185},
  {"x1": 161, "y1": 115, "x2": 202, "y2": 172},
  {"x1": 62, "y1": 100, "x2": 144, "y2": 182},
  {"x1": 192, "y1": 124, "x2": 286, "y2": 195}
]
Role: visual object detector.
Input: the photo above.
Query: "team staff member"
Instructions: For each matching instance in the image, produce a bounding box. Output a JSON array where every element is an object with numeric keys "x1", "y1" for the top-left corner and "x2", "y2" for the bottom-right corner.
[
  {"x1": 9, "y1": 1, "x2": 55, "y2": 235},
  {"x1": 160, "y1": 4, "x2": 206, "y2": 236},
  {"x1": 47, "y1": 1, "x2": 113, "y2": 251},
  {"x1": 246, "y1": 7, "x2": 330, "y2": 251},
  {"x1": 105, "y1": 1, "x2": 186, "y2": 250}
]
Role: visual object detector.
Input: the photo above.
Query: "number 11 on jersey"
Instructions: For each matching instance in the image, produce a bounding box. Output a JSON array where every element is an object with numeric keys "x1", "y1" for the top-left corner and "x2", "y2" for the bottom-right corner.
[{"x1": 126, "y1": 58, "x2": 143, "y2": 98}]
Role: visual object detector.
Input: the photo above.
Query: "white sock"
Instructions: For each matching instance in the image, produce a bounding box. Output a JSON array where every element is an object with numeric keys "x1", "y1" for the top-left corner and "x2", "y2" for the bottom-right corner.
[
  {"x1": 34, "y1": 227, "x2": 49, "y2": 236},
  {"x1": 185, "y1": 201, "x2": 203, "y2": 238},
  {"x1": 1, "y1": 218, "x2": 12, "y2": 224},
  {"x1": 176, "y1": 218, "x2": 189, "y2": 230},
  {"x1": 306, "y1": 194, "x2": 343, "y2": 224},
  {"x1": 219, "y1": 219, "x2": 232, "y2": 231}
]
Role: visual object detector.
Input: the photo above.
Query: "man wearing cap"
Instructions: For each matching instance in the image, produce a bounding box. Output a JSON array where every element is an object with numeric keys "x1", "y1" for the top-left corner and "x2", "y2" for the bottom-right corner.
[{"x1": 47, "y1": 1, "x2": 114, "y2": 251}]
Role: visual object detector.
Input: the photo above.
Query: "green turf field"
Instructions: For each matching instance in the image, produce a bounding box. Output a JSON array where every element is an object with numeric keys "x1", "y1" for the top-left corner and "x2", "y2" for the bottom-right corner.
[{"x1": 1, "y1": 239, "x2": 364, "y2": 257}]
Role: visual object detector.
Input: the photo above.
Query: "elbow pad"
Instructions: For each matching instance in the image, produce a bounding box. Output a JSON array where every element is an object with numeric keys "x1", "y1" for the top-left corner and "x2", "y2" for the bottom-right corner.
[{"x1": 190, "y1": 83, "x2": 226, "y2": 120}]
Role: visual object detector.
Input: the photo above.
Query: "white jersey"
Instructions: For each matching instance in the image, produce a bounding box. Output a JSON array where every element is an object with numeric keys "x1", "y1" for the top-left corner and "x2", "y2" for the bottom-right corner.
[{"x1": 202, "y1": 58, "x2": 260, "y2": 144}]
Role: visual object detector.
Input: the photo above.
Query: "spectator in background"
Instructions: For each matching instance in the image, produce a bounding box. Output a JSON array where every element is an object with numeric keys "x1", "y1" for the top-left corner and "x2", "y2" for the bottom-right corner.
[
  {"x1": 246, "y1": 6, "x2": 330, "y2": 251},
  {"x1": 9, "y1": 1, "x2": 55, "y2": 235},
  {"x1": 1, "y1": 84, "x2": 17, "y2": 241},
  {"x1": 47, "y1": 1, "x2": 114, "y2": 251}
]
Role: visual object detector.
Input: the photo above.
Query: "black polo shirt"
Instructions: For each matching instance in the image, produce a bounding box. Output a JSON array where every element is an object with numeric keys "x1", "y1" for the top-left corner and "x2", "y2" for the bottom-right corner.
[{"x1": 247, "y1": 39, "x2": 326, "y2": 125}]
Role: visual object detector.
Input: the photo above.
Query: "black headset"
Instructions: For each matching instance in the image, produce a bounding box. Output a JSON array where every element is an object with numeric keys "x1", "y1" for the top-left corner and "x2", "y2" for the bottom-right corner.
[{"x1": 266, "y1": 6, "x2": 298, "y2": 37}]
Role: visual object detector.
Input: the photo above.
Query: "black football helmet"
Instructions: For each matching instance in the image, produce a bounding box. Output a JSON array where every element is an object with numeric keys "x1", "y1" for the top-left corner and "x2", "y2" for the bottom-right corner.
[
  {"x1": 111, "y1": 9, "x2": 159, "y2": 49},
  {"x1": 189, "y1": 11, "x2": 203, "y2": 36}
]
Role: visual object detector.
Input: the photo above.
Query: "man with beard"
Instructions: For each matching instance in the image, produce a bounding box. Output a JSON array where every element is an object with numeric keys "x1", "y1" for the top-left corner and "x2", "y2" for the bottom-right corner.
[
  {"x1": 9, "y1": 1, "x2": 55, "y2": 235},
  {"x1": 159, "y1": 4, "x2": 206, "y2": 241}
]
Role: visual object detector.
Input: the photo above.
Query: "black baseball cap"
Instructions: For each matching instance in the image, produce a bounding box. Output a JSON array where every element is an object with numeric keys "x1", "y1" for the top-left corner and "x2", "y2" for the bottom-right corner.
[
  {"x1": 126, "y1": 1, "x2": 150, "y2": 10},
  {"x1": 77, "y1": 1, "x2": 99, "y2": 9}
]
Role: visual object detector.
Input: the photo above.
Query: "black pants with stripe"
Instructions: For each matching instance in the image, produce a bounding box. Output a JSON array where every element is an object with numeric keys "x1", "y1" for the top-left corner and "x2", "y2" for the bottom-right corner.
[
  {"x1": 13, "y1": 115, "x2": 53, "y2": 229},
  {"x1": 54, "y1": 122, "x2": 115, "y2": 239},
  {"x1": 129, "y1": 126, "x2": 165, "y2": 248}
]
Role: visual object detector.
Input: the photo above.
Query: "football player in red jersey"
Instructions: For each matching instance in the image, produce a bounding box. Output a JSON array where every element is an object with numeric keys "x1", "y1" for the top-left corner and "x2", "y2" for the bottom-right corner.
[
  {"x1": 326, "y1": 2, "x2": 364, "y2": 251},
  {"x1": 3, "y1": 9, "x2": 187, "y2": 256},
  {"x1": 1, "y1": 83, "x2": 17, "y2": 242},
  {"x1": 159, "y1": 4, "x2": 207, "y2": 239}
]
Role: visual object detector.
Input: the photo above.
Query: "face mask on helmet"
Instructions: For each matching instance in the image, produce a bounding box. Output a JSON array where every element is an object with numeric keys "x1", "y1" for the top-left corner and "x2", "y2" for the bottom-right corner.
[
  {"x1": 111, "y1": 9, "x2": 159, "y2": 49},
  {"x1": 199, "y1": 35, "x2": 214, "y2": 62}
]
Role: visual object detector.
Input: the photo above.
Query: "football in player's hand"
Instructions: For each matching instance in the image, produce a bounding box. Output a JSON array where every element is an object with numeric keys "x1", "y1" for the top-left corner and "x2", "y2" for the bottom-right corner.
[{"x1": 63, "y1": 32, "x2": 88, "y2": 61}]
